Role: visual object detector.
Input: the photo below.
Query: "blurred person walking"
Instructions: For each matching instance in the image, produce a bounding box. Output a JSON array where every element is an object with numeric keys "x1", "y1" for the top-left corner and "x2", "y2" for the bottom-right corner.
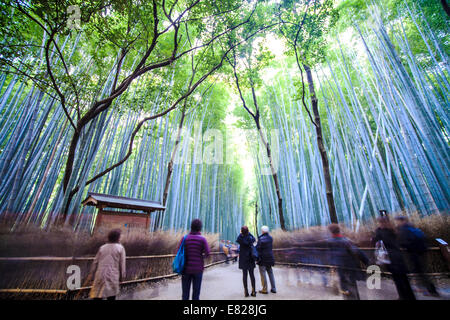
[
  {"x1": 231, "y1": 242, "x2": 238, "y2": 263},
  {"x1": 89, "y1": 229, "x2": 126, "y2": 300},
  {"x1": 327, "y1": 224, "x2": 369, "y2": 300},
  {"x1": 236, "y1": 226, "x2": 257, "y2": 297},
  {"x1": 373, "y1": 216, "x2": 416, "y2": 300},
  {"x1": 220, "y1": 240, "x2": 230, "y2": 264},
  {"x1": 395, "y1": 216, "x2": 439, "y2": 297},
  {"x1": 179, "y1": 219, "x2": 210, "y2": 300},
  {"x1": 225, "y1": 240, "x2": 232, "y2": 264},
  {"x1": 256, "y1": 226, "x2": 276, "y2": 294}
]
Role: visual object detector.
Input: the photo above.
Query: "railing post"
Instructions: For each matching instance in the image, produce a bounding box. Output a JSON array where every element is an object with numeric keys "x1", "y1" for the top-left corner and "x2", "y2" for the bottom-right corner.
[{"x1": 435, "y1": 238, "x2": 450, "y2": 271}]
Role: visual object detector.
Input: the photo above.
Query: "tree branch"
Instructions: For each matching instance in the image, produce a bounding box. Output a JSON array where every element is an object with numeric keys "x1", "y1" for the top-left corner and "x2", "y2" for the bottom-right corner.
[{"x1": 44, "y1": 31, "x2": 77, "y2": 131}]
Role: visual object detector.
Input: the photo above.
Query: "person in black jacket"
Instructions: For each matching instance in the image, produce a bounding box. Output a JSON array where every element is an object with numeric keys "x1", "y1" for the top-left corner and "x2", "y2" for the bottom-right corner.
[
  {"x1": 395, "y1": 216, "x2": 439, "y2": 297},
  {"x1": 373, "y1": 216, "x2": 416, "y2": 300},
  {"x1": 327, "y1": 224, "x2": 369, "y2": 300},
  {"x1": 236, "y1": 226, "x2": 257, "y2": 297},
  {"x1": 256, "y1": 226, "x2": 276, "y2": 294}
]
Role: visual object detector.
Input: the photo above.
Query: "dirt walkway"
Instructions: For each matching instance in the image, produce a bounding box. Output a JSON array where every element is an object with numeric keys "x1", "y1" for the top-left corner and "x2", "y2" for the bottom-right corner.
[{"x1": 118, "y1": 263, "x2": 449, "y2": 300}]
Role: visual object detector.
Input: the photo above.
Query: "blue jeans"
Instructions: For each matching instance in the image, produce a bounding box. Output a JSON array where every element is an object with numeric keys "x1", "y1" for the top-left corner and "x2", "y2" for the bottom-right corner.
[{"x1": 182, "y1": 272, "x2": 203, "y2": 300}]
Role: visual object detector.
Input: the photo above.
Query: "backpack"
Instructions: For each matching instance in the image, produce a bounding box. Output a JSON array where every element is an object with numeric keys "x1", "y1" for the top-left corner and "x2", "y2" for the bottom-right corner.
[{"x1": 172, "y1": 235, "x2": 187, "y2": 274}]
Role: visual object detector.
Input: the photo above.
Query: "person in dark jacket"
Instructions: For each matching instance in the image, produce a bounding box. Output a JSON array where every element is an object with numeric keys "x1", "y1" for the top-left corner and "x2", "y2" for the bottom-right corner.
[
  {"x1": 178, "y1": 219, "x2": 210, "y2": 300},
  {"x1": 236, "y1": 226, "x2": 257, "y2": 297},
  {"x1": 256, "y1": 226, "x2": 276, "y2": 294},
  {"x1": 395, "y1": 216, "x2": 439, "y2": 297},
  {"x1": 327, "y1": 224, "x2": 369, "y2": 300},
  {"x1": 373, "y1": 216, "x2": 416, "y2": 300}
]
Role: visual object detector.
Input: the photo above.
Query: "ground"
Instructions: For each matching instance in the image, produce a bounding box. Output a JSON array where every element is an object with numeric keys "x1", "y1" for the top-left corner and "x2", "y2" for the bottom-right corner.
[{"x1": 118, "y1": 263, "x2": 450, "y2": 300}]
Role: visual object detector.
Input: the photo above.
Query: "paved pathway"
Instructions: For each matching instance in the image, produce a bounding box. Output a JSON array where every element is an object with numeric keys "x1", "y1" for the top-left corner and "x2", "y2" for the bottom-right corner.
[{"x1": 119, "y1": 263, "x2": 450, "y2": 300}]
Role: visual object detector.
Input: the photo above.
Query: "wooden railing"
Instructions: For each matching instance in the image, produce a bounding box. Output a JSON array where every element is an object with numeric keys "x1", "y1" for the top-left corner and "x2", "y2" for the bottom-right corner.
[
  {"x1": 272, "y1": 246, "x2": 450, "y2": 277},
  {"x1": 1, "y1": 244, "x2": 448, "y2": 298},
  {"x1": 0, "y1": 251, "x2": 228, "y2": 298}
]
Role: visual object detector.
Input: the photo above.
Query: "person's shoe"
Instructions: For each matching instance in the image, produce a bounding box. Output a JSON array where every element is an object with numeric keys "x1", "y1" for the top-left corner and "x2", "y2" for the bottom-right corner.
[
  {"x1": 244, "y1": 288, "x2": 249, "y2": 297},
  {"x1": 251, "y1": 289, "x2": 257, "y2": 297},
  {"x1": 258, "y1": 290, "x2": 268, "y2": 294},
  {"x1": 270, "y1": 288, "x2": 277, "y2": 293},
  {"x1": 339, "y1": 290, "x2": 350, "y2": 296}
]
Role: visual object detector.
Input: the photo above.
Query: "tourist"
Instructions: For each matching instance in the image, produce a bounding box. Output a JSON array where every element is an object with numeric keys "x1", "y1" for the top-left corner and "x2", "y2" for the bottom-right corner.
[
  {"x1": 256, "y1": 226, "x2": 277, "y2": 294},
  {"x1": 373, "y1": 216, "x2": 416, "y2": 300},
  {"x1": 219, "y1": 240, "x2": 229, "y2": 264},
  {"x1": 236, "y1": 226, "x2": 257, "y2": 297},
  {"x1": 179, "y1": 219, "x2": 210, "y2": 300},
  {"x1": 395, "y1": 215, "x2": 439, "y2": 297},
  {"x1": 327, "y1": 224, "x2": 369, "y2": 300},
  {"x1": 231, "y1": 242, "x2": 238, "y2": 263},
  {"x1": 226, "y1": 240, "x2": 233, "y2": 262},
  {"x1": 89, "y1": 229, "x2": 126, "y2": 300}
]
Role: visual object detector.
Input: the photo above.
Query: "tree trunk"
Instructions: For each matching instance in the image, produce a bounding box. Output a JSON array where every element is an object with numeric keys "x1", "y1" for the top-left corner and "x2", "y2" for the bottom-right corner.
[
  {"x1": 303, "y1": 64, "x2": 338, "y2": 224},
  {"x1": 23, "y1": 121, "x2": 69, "y2": 225},
  {"x1": 59, "y1": 128, "x2": 81, "y2": 224},
  {"x1": 441, "y1": 0, "x2": 450, "y2": 17},
  {"x1": 254, "y1": 201, "x2": 258, "y2": 236},
  {"x1": 7, "y1": 89, "x2": 44, "y2": 225},
  {"x1": 162, "y1": 109, "x2": 186, "y2": 206},
  {"x1": 255, "y1": 121, "x2": 286, "y2": 231}
]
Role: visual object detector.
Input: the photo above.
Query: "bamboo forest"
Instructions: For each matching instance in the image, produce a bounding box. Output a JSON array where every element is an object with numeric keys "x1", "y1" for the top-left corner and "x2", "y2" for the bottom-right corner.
[{"x1": 0, "y1": 0, "x2": 448, "y2": 239}]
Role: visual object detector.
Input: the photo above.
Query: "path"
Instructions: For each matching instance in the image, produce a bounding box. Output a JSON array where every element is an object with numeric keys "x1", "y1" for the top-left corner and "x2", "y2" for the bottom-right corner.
[{"x1": 118, "y1": 263, "x2": 450, "y2": 300}]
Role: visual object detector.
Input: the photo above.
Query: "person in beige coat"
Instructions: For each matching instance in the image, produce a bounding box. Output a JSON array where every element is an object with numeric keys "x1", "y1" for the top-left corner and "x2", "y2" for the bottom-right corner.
[{"x1": 89, "y1": 229, "x2": 126, "y2": 300}]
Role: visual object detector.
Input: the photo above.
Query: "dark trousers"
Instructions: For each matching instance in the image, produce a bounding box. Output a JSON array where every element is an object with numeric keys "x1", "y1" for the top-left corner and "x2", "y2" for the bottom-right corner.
[
  {"x1": 409, "y1": 253, "x2": 438, "y2": 294},
  {"x1": 182, "y1": 272, "x2": 203, "y2": 300},
  {"x1": 337, "y1": 269, "x2": 360, "y2": 300},
  {"x1": 242, "y1": 268, "x2": 255, "y2": 291},
  {"x1": 391, "y1": 272, "x2": 416, "y2": 300}
]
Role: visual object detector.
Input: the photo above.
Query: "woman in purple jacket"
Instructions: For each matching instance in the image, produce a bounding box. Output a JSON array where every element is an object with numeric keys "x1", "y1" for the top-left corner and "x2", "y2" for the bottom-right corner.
[{"x1": 179, "y1": 219, "x2": 210, "y2": 300}]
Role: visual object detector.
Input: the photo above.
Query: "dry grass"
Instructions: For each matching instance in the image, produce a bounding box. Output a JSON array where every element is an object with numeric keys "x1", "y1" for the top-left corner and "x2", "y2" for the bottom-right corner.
[
  {"x1": 271, "y1": 213, "x2": 450, "y2": 248},
  {"x1": 0, "y1": 225, "x2": 219, "y2": 257},
  {"x1": 0, "y1": 213, "x2": 448, "y2": 298},
  {"x1": 1, "y1": 213, "x2": 445, "y2": 256},
  {"x1": 271, "y1": 213, "x2": 450, "y2": 276},
  {"x1": 0, "y1": 225, "x2": 221, "y2": 298}
]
